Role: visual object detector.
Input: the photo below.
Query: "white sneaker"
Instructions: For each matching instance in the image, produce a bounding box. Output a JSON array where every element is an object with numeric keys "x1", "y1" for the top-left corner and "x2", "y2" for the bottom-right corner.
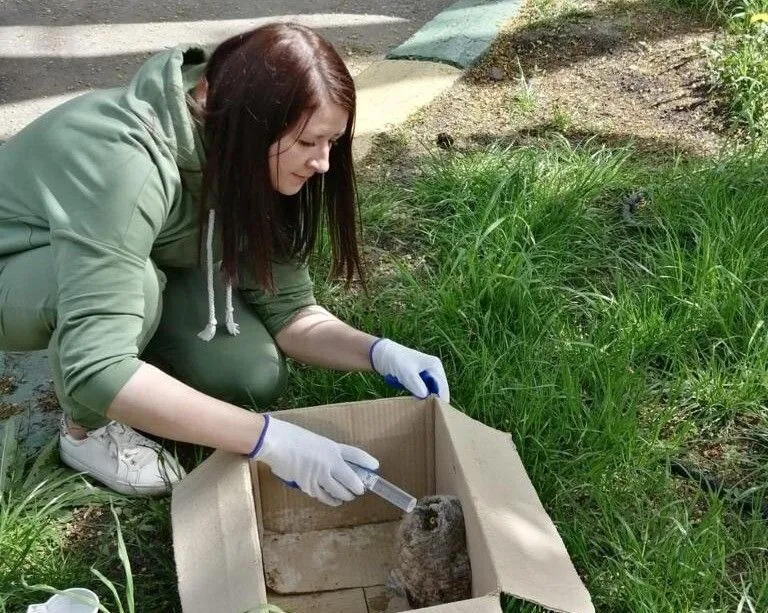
[{"x1": 59, "y1": 419, "x2": 186, "y2": 496}]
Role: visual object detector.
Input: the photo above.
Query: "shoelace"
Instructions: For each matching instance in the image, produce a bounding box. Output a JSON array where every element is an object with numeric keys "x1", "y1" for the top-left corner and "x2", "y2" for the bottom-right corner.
[{"x1": 90, "y1": 422, "x2": 159, "y2": 469}]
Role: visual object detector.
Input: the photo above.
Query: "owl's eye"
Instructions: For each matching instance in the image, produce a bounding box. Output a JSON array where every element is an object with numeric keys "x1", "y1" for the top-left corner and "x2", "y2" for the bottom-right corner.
[{"x1": 428, "y1": 515, "x2": 438, "y2": 528}]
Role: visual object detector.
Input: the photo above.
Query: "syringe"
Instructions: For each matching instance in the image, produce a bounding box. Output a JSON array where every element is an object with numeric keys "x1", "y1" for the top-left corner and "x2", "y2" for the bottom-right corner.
[{"x1": 348, "y1": 463, "x2": 417, "y2": 513}]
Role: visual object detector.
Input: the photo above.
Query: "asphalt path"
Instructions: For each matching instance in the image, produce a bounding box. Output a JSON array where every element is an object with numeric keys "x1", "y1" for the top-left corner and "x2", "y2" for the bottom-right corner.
[{"x1": 0, "y1": 0, "x2": 454, "y2": 138}]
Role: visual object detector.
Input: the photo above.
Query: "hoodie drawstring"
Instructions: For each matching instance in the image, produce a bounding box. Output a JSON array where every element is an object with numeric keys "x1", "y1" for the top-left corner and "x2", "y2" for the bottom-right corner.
[{"x1": 197, "y1": 209, "x2": 240, "y2": 341}]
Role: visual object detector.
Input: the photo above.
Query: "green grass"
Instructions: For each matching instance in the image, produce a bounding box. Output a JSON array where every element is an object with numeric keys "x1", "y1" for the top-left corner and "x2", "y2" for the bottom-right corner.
[
  {"x1": 0, "y1": 416, "x2": 180, "y2": 613},
  {"x1": 4, "y1": 140, "x2": 768, "y2": 612},
  {"x1": 708, "y1": 28, "x2": 768, "y2": 141},
  {"x1": 704, "y1": 0, "x2": 768, "y2": 141},
  {"x1": 1, "y1": 416, "x2": 106, "y2": 612},
  {"x1": 658, "y1": 0, "x2": 768, "y2": 142}
]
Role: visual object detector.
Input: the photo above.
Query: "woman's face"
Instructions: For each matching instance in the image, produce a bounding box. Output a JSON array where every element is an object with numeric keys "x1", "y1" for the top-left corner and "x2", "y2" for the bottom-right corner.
[{"x1": 268, "y1": 102, "x2": 349, "y2": 195}]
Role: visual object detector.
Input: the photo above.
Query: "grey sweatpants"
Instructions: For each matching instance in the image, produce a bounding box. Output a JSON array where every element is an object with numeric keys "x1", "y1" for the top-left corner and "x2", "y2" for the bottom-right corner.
[{"x1": 0, "y1": 247, "x2": 287, "y2": 428}]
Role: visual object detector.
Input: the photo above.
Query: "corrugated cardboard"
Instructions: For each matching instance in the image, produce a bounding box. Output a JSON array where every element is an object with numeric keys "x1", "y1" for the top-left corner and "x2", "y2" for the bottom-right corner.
[
  {"x1": 363, "y1": 586, "x2": 410, "y2": 612},
  {"x1": 263, "y1": 521, "x2": 399, "y2": 592},
  {"x1": 172, "y1": 397, "x2": 594, "y2": 613},
  {"x1": 269, "y1": 588, "x2": 368, "y2": 612}
]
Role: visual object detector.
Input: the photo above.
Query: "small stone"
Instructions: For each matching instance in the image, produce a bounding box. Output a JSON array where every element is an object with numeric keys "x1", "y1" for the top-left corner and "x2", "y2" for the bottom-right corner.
[{"x1": 488, "y1": 66, "x2": 505, "y2": 81}]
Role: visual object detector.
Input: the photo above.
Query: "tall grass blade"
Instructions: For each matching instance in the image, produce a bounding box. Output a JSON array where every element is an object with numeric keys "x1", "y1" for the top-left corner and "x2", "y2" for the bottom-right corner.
[
  {"x1": 111, "y1": 504, "x2": 134, "y2": 613},
  {"x1": 0, "y1": 415, "x2": 20, "y2": 497}
]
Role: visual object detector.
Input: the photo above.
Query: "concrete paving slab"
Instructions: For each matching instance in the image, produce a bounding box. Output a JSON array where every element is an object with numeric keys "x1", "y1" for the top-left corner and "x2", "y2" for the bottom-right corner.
[
  {"x1": 353, "y1": 60, "x2": 462, "y2": 160},
  {"x1": 387, "y1": 0, "x2": 523, "y2": 68}
]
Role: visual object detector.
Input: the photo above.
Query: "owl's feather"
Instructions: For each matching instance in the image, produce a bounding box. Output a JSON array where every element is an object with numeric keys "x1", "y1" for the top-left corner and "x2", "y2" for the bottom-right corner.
[{"x1": 388, "y1": 495, "x2": 472, "y2": 608}]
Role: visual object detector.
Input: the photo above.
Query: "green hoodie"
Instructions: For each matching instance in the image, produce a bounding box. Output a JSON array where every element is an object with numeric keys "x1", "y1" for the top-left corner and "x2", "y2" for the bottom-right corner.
[{"x1": 0, "y1": 45, "x2": 315, "y2": 415}]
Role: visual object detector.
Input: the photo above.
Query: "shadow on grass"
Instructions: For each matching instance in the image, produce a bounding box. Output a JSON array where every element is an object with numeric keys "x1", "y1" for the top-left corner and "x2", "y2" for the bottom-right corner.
[{"x1": 467, "y1": 125, "x2": 720, "y2": 157}]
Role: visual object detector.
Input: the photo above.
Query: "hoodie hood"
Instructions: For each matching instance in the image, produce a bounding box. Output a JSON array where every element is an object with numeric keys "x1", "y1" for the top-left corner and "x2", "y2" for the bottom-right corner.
[
  {"x1": 123, "y1": 45, "x2": 208, "y2": 173},
  {"x1": 122, "y1": 45, "x2": 237, "y2": 342}
]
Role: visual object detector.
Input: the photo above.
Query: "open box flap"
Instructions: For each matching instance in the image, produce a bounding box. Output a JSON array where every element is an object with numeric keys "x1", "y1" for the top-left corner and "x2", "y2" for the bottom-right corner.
[
  {"x1": 171, "y1": 451, "x2": 265, "y2": 613},
  {"x1": 418, "y1": 594, "x2": 502, "y2": 612},
  {"x1": 435, "y1": 400, "x2": 595, "y2": 613}
]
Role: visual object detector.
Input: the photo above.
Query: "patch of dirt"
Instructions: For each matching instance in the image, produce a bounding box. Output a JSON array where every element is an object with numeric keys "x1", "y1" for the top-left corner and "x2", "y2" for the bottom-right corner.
[
  {"x1": 0, "y1": 374, "x2": 21, "y2": 418},
  {"x1": 61, "y1": 505, "x2": 109, "y2": 556},
  {"x1": 0, "y1": 374, "x2": 18, "y2": 395},
  {"x1": 366, "y1": 0, "x2": 729, "y2": 172},
  {"x1": 0, "y1": 400, "x2": 23, "y2": 419},
  {"x1": 34, "y1": 381, "x2": 61, "y2": 412},
  {"x1": 358, "y1": 0, "x2": 732, "y2": 314}
]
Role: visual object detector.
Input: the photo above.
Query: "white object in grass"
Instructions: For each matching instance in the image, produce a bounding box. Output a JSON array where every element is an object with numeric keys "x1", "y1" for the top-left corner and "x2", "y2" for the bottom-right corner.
[{"x1": 26, "y1": 588, "x2": 99, "y2": 613}]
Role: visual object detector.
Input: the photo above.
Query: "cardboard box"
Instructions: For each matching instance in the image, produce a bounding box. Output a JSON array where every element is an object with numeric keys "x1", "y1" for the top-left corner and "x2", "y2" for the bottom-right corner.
[{"x1": 171, "y1": 397, "x2": 594, "y2": 613}]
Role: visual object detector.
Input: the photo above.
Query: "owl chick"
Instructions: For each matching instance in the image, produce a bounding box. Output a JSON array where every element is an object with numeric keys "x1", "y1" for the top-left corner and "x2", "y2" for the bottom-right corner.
[{"x1": 388, "y1": 495, "x2": 472, "y2": 609}]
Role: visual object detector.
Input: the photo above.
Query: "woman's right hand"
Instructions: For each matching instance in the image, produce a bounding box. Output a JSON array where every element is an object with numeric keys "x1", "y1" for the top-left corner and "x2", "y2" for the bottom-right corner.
[{"x1": 250, "y1": 415, "x2": 379, "y2": 506}]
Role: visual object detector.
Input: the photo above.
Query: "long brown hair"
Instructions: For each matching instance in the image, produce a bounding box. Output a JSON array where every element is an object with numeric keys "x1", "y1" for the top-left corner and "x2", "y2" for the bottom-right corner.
[{"x1": 201, "y1": 23, "x2": 362, "y2": 291}]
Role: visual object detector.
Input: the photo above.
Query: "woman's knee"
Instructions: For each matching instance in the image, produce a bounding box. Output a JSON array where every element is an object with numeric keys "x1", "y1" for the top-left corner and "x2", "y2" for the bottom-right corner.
[
  {"x1": 145, "y1": 265, "x2": 287, "y2": 407},
  {"x1": 199, "y1": 350, "x2": 288, "y2": 408}
]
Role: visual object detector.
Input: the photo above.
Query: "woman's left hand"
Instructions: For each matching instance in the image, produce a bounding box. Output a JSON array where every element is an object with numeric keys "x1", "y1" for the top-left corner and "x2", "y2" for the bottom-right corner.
[{"x1": 369, "y1": 338, "x2": 450, "y2": 404}]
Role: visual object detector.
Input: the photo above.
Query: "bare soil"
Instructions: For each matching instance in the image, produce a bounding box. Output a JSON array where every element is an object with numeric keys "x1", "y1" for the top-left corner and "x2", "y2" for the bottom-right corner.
[
  {"x1": 34, "y1": 381, "x2": 61, "y2": 412},
  {"x1": 363, "y1": 0, "x2": 729, "y2": 173}
]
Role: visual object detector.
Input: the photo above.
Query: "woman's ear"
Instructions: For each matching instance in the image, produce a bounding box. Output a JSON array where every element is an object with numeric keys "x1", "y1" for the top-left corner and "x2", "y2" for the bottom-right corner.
[{"x1": 193, "y1": 76, "x2": 209, "y2": 108}]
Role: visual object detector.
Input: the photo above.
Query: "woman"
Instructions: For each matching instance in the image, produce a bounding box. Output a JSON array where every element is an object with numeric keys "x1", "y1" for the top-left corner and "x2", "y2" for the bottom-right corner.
[{"x1": 0, "y1": 23, "x2": 448, "y2": 506}]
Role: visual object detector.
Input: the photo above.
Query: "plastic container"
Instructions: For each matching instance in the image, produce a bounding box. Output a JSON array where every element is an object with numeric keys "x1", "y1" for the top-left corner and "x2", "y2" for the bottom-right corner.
[
  {"x1": 349, "y1": 463, "x2": 417, "y2": 513},
  {"x1": 26, "y1": 588, "x2": 100, "y2": 613}
]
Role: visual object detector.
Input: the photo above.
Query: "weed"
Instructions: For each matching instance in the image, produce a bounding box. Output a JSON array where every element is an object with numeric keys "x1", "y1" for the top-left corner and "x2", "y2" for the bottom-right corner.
[
  {"x1": 511, "y1": 57, "x2": 538, "y2": 116},
  {"x1": 704, "y1": 0, "x2": 768, "y2": 140},
  {"x1": 23, "y1": 503, "x2": 134, "y2": 613},
  {"x1": 0, "y1": 417, "x2": 112, "y2": 612},
  {"x1": 552, "y1": 103, "x2": 574, "y2": 132}
]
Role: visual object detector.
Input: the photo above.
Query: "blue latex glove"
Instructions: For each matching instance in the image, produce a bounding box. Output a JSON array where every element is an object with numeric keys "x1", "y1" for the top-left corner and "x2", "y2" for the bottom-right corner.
[{"x1": 369, "y1": 338, "x2": 450, "y2": 404}]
